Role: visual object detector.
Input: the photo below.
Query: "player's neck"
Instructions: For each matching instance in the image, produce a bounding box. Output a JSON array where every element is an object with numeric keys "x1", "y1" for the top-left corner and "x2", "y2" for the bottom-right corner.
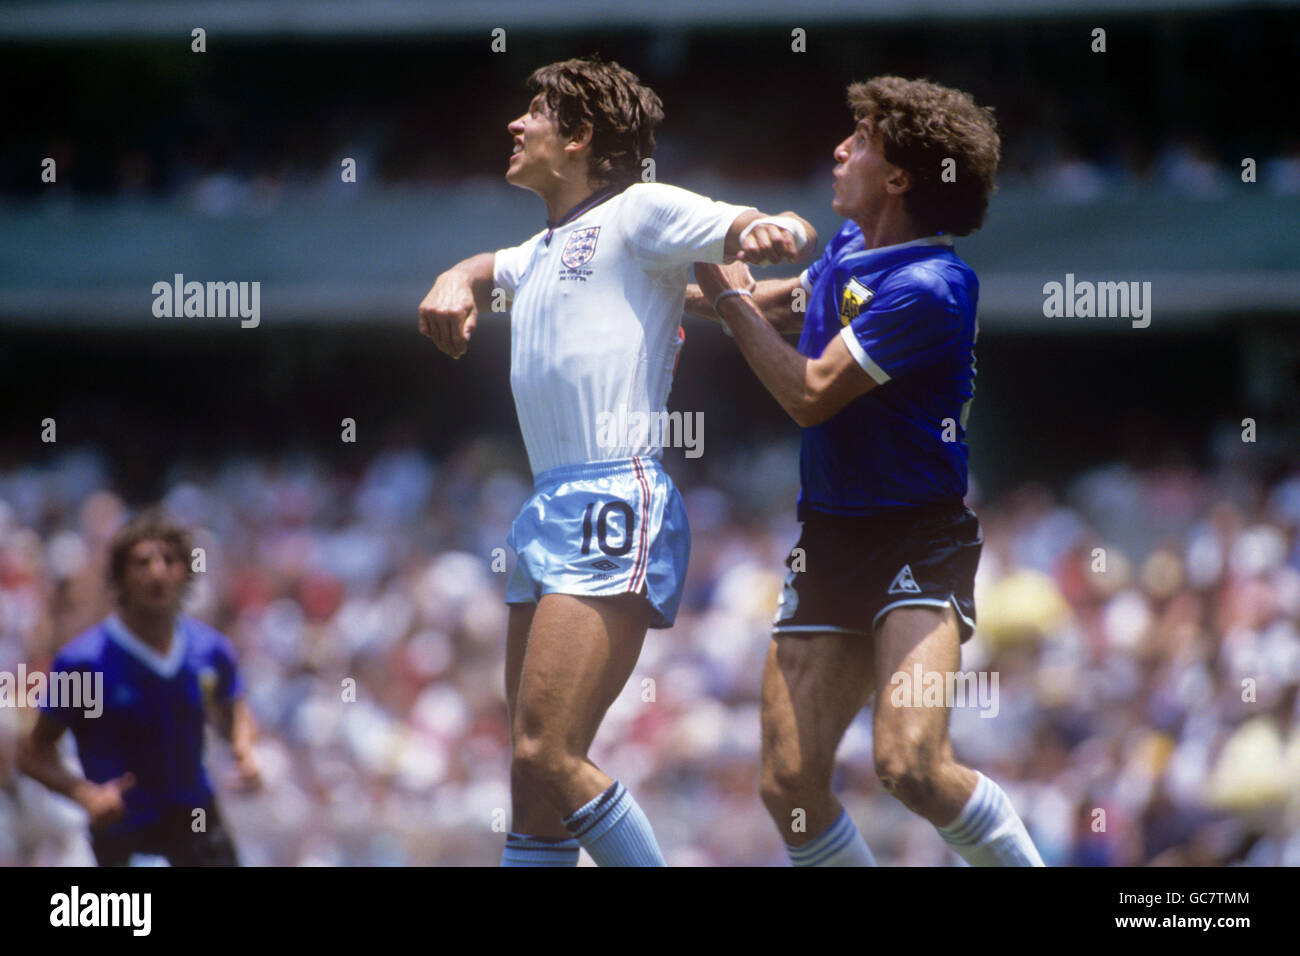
[
  {"x1": 117, "y1": 605, "x2": 176, "y2": 653},
  {"x1": 855, "y1": 209, "x2": 926, "y2": 251},
  {"x1": 541, "y1": 177, "x2": 610, "y2": 227}
]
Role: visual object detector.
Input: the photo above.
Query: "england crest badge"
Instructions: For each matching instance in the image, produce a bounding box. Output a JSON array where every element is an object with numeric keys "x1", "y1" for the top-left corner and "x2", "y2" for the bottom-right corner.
[{"x1": 561, "y1": 226, "x2": 601, "y2": 269}]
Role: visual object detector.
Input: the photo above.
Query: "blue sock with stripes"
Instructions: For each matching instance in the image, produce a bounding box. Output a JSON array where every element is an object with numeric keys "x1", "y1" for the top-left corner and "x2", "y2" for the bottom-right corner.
[
  {"x1": 786, "y1": 807, "x2": 877, "y2": 866},
  {"x1": 562, "y1": 781, "x2": 666, "y2": 867},
  {"x1": 500, "y1": 832, "x2": 581, "y2": 867},
  {"x1": 936, "y1": 772, "x2": 1045, "y2": 866}
]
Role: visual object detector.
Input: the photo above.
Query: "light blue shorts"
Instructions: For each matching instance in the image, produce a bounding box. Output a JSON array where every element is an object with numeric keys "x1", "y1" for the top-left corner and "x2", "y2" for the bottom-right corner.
[{"x1": 505, "y1": 457, "x2": 690, "y2": 629}]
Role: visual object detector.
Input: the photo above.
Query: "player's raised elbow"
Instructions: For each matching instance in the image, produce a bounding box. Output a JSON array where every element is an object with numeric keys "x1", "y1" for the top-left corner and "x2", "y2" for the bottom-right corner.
[
  {"x1": 790, "y1": 386, "x2": 840, "y2": 428},
  {"x1": 791, "y1": 400, "x2": 832, "y2": 428},
  {"x1": 792, "y1": 348, "x2": 875, "y2": 427}
]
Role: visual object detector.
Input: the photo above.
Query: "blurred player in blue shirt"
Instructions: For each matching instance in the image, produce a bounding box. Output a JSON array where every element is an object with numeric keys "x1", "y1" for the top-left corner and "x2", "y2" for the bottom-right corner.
[
  {"x1": 19, "y1": 511, "x2": 260, "y2": 866},
  {"x1": 692, "y1": 77, "x2": 1044, "y2": 866}
]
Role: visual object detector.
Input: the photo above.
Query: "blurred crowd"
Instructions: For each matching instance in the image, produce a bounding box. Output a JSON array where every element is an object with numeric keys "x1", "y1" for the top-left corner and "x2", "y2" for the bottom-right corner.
[
  {"x1": 23, "y1": 132, "x2": 1300, "y2": 218},
  {"x1": 8, "y1": 14, "x2": 1300, "y2": 210},
  {"x1": 1, "y1": 438, "x2": 1298, "y2": 866}
]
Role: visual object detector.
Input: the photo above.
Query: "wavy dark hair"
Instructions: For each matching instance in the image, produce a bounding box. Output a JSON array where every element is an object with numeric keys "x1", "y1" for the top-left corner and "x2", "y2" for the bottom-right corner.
[
  {"x1": 848, "y1": 76, "x2": 1001, "y2": 236},
  {"x1": 527, "y1": 56, "x2": 664, "y2": 189},
  {"x1": 106, "y1": 509, "x2": 195, "y2": 592}
]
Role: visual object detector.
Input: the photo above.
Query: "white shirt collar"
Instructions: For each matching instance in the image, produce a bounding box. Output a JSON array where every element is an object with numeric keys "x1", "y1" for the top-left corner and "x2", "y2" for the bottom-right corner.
[{"x1": 105, "y1": 614, "x2": 187, "y2": 678}]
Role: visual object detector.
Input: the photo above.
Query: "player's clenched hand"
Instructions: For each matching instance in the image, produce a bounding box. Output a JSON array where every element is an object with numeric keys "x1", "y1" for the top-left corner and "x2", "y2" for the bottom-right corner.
[
  {"x1": 418, "y1": 271, "x2": 478, "y2": 359},
  {"x1": 734, "y1": 215, "x2": 817, "y2": 267},
  {"x1": 230, "y1": 747, "x2": 263, "y2": 794},
  {"x1": 75, "y1": 772, "x2": 136, "y2": 830}
]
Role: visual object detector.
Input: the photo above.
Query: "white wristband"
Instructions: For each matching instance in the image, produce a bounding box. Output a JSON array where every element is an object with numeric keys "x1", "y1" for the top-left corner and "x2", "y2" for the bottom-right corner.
[
  {"x1": 713, "y1": 288, "x2": 753, "y2": 336},
  {"x1": 738, "y1": 215, "x2": 809, "y2": 252},
  {"x1": 713, "y1": 288, "x2": 753, "y2": 313}
]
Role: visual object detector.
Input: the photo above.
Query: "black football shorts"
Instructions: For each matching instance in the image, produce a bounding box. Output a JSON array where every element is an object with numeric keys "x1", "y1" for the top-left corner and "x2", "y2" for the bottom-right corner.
[
  {"x1": 90, "y1": 802, "x2": 240, "y2": 867},
  {"x1": 772, "y1": 499, "x2": 982, "y2": 643}
]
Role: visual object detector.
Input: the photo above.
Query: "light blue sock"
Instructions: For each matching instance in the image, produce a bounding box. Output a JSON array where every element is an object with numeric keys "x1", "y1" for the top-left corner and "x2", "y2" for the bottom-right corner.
[
  {"x1": 936, "y1": 772, "x2": 1045, "y2": 866},
  {"x1": 500, "y1": 831, "x2": 580, "y2": 867},
  {"x1": 786, "y1": 807, "x2": 877, "y2": 866},
  {"x1": 562, "y1": 781, "x2": 666, "y2": 867}
]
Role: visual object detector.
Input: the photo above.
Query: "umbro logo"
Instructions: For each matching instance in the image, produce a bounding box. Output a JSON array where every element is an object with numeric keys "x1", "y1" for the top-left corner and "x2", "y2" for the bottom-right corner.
[
  {"x1": 887, "y1": 564, "x2": 922, "y2": 594},
  {"x1": 590, "y1": 559, "x2": 619, "y2": 572}
]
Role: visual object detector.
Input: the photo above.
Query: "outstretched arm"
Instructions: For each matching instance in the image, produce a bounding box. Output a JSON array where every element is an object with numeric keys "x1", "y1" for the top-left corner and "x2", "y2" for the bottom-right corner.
[
  {"x1": 685, "y1": 275, "x2": 806, "y2": 334},
  {"x1": 695, "y1": 261, "x2": 877, "y2": 427},
  {"x1": 722, "y1": 210, "x2": 818, "y2": 266},
  {"x1": 417, "y1": 251, "x2": 496, "y2": 359}
]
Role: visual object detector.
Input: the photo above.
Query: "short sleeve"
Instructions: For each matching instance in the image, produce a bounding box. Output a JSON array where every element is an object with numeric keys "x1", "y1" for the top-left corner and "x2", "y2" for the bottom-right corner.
[
  {"x1": 209, "y1": 632, "x2": 244, "y2": 701},
  {"x1": 619, "y1": 183, "x2": 754, "y2": 271},
  {"x1": 39, "y1": 654, "x2": 87, "y2": 731},
  {"x1": 839, "y1": 266, "x2": 959, "y2": 385},
  {"x1": 493, "y1": 230, "x2": 546, "y2": 302}
]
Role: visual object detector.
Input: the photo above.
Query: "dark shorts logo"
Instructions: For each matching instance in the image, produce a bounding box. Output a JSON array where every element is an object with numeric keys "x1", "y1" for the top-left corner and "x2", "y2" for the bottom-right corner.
[
  {"x1": 561, "y1": 226, "x2": 601, "y2": 269},
  {"x1": 590, "y1": 558, "x2": 619, "y2": 572},
  {"x1": 839, "y1": 277, "x2": 875, "y2": 326}
]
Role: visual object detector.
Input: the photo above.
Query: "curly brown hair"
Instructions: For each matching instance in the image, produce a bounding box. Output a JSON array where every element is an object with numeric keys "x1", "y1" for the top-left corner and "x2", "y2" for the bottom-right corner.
[
  {"x1": 847, "y1": 76, "x2": 1000, "y2": 237},
  {"x1": 527, "y1": 56, "x2": 664, "y2": 190},
  {"x1": 106, "y1": 508, "x2": 196, "y2": 593}
]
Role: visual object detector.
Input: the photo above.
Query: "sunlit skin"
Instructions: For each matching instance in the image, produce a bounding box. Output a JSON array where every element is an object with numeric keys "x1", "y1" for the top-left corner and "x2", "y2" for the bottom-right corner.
[
  {"x1": 832, "y1": 117, "x2": 918, "y2": 251},
  {"x1": 116, "y1": 538, "x2": 188, "y2": 651},
  {"x1": 505, "y1": 93, "x2": 603, "y2": 224},
  {"x1": 417, "y1": 92, "x2": 815, "y2": 361}
]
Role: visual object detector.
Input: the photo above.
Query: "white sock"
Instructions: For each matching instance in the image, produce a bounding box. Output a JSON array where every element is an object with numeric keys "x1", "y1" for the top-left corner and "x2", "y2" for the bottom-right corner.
[
  {"x1": 786, "y1": 806, "x2": 877, "y2": 866},
  {"x1": 936, "y1": 772, "x2": 1044, "y2": 866}
]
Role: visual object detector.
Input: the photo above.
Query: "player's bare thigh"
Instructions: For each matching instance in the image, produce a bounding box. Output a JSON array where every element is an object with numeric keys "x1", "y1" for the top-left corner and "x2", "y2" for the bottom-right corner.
[
  {"x1": 871, "y1": 604, "x2": 976, "y2": 823},
  {"x1": 760, "y1": 631, "x2": 875, "y2": 838},
  {"x1": 511, "y1": 591, "x2": 650, "y2": 809},
  {"x1": 505, "y1": 602, "x2": 536, "y2": 731},
  {"x1": 504, "y1": 601, "x2": 571, "y2": 838}
]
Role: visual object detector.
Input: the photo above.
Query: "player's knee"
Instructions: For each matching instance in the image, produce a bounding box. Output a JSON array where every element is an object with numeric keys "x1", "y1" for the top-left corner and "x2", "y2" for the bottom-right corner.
[
  {"x1": 873, "y1": 736, "x2": 943, "y2": 805},
  {"x1": 509, "y1": 735, "x2": 556, "y2": 787},
  {"x1": 759, "y1": 756, "x2": 832, "y2": 814},
  {"x1": 510, "y1": 734, "x2": 577, "y2": 791}
]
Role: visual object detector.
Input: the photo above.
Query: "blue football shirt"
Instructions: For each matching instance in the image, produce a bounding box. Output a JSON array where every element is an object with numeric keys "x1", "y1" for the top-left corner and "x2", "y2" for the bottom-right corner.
[
  {"x1": 797, "y1": 220, "x2": 980, "y2": 517},
  {"x1": 41, "y1": 614, "x2": 244, "y2": 834}
]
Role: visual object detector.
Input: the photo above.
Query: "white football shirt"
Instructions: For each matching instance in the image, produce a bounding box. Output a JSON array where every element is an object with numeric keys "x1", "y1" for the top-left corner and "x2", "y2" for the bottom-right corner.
[{"x1": 494, "y1": 182, "x2": 752, "y2": 476}]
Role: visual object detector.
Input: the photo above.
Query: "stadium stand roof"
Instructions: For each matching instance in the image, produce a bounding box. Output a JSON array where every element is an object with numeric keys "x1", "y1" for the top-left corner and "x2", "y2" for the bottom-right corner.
[{"x1": 2, "y1": 0, "x2": 1296, "y2": 40}]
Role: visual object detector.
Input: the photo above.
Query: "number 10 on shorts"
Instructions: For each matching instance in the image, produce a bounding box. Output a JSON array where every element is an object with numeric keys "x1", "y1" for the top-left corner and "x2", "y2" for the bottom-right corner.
[{"x1": 580, "y1": 501, "x2": 635, "y2": 556}]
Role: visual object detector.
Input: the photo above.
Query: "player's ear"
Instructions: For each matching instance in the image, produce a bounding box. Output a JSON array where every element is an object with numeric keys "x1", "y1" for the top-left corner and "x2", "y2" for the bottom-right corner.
[
  {"x1": 886, "y1": 165, "x2": 912, "y2": 196},
  {"x1": 567, "y1": 121, "x2": 595, "y2": 152}
]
